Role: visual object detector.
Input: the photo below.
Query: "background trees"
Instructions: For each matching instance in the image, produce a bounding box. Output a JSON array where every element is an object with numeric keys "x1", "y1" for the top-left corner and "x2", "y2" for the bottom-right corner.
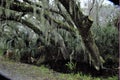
[{"x1": 0, "y1": 0, "x2": 119, "y2": 70}]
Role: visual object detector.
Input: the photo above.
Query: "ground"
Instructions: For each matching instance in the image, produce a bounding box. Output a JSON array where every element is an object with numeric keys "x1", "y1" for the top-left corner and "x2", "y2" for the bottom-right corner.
[{"x1": 0, "y1": 55, "x2": 118, "y2": 80}]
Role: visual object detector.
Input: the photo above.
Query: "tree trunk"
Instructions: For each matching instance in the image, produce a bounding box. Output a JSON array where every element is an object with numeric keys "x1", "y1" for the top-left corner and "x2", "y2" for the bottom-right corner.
[{"x1": 59, "y1": 0, "x2": 104, "y2": 70}]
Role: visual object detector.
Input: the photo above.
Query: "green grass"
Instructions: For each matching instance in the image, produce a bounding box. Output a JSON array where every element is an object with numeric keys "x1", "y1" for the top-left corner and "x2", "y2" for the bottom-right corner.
[
  {"x1": 57, "y1": 73, "x2": 118, "y2": 80},
  {"x1": 30, "y1": 65, "x2": 118, "y2": 80}
]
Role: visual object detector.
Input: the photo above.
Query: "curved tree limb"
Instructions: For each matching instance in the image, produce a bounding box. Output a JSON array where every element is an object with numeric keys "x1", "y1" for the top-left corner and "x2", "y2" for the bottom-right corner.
[
  {"x1": 0, "y1": 0, "x2": 104, "y2": 70},
  {"x1": 0, "y1": 7, "x2": 43, "y2": 36},
  {"x1": 59, "y1": 0, "x2": 104, "y2": 70}
]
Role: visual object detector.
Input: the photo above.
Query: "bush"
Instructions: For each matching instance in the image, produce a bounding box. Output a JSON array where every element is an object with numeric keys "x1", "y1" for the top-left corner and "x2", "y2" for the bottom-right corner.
[{"x1": 92, "y1": 25, "x2": 118, "y2": 68}]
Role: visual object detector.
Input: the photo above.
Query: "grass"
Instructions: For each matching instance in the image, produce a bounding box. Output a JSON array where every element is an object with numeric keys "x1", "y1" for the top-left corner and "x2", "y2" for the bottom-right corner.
[
  {"x1": 0, "y1": 50, "x2": 118, "y2": 80},
  {"x1": 20, "y1": 64, "x2": 118, "y2": 80},
  {"x1": 57, "y1": 73, "x2": 118, "y2": 80}
]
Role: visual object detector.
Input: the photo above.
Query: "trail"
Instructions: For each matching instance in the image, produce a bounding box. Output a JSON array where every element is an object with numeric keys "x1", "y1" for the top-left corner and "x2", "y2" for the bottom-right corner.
[{"x1": 0, "y1": 56, "x2": 61, "y2": 80}]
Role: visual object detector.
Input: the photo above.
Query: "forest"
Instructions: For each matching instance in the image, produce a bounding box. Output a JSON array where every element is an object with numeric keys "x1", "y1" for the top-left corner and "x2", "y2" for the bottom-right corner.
[{"x1": 0, "y1": 0, "x2": 119, "y2": 80}]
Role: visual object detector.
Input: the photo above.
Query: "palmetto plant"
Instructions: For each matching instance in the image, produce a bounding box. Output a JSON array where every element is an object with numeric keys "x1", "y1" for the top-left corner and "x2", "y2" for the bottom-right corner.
[
  {"x1": 92, "y1": 24, "x2": 118, "y2": 68},
  {"x1": 0, "y1": 18, "x2": 118, "y2": 69},
  {"x1": 0, "y1": 0, "x2": 119, "y2": 70}
]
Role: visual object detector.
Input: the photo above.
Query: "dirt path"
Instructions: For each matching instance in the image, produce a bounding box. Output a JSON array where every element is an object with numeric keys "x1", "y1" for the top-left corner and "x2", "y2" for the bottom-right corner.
[{"x1": 0, "y1": 56, "x2": 63, "y2": 80}]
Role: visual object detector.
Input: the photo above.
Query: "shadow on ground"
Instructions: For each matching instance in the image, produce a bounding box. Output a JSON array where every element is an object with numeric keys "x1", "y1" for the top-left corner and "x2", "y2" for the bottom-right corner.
[{"x1": 40, "y1": 60, "x2": 118, "y2": 78}]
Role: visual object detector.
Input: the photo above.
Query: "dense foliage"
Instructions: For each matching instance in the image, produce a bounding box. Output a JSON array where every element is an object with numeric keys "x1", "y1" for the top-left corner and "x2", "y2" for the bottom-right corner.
[{"x1": 0, "y1": 0, "x2": 119, "y2": 73}]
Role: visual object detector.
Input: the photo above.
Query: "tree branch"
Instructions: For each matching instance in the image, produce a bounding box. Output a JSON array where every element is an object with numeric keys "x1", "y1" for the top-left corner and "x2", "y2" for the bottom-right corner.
[
  {"x1": 0, "y1": 7, "x2": 43, "y2": 35},
  {"x1": 59, "y1": 0, "x2": 104, "y2": 69}
]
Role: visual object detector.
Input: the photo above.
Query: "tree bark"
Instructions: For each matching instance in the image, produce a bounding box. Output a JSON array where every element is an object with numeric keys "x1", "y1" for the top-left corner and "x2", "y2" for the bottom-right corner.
[{"x1": 59, "y1": 0, "x2": 104, "y2": 69}]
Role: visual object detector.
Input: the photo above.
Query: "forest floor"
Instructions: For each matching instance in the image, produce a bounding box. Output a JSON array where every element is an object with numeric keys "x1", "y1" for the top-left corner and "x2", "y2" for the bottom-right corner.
[{"x1": 0, "y1": 55, "x2": 118, "y2": 80}]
